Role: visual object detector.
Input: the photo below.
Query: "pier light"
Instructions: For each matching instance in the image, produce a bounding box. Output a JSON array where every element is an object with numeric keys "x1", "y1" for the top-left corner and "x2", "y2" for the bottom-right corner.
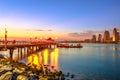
[{"x1": 4, "y1": 24, "x2": 8, "y2": 50}]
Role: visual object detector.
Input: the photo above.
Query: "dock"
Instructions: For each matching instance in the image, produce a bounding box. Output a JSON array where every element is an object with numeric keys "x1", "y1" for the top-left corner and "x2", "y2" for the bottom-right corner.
[{"x1": 57, "y1": 43, "x2": 83, "y2": 48}]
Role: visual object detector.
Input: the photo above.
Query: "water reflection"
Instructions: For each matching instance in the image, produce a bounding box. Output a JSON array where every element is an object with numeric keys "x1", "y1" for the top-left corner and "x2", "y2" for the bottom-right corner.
[
  {"x1": 27, "y1": 48, "x2": 59, "y2": 70},
  {"x1": 112, "y1": 44, "x2": 118, "y2": 51},
  {"x1": 51, "y1": 48, "x2": 59, "y2": 70},
  {"x1": 38, "y1": 52, "x2": 42, "y2": 65},
  {"x1": 44, "y1": 49, "x2": 48, "y2": 65}
]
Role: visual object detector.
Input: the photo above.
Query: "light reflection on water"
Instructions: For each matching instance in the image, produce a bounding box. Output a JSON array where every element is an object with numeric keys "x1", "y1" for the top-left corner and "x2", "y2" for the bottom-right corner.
[
  {"x1": 0, "y1": 44, "x2": 120, "y2": 79},
  {"x1": 21, "y1": 48, "x2": 59, "y2": 70}
]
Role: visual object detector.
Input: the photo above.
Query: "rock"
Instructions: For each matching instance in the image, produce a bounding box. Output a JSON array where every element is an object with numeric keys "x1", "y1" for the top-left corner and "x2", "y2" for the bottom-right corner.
[
  {"x1": 0, "y1": 70, "x2": 8, "y2": 76},
  {"x1": 29, "y1": 75, "x2": 39, "y2": 80},
  {"x1": 0, "y1": 65, "x2": 13, "y2": 71},
  {"x1": 0, "y1": 59, "x2": 66, "y2": 80},
  {"x1": 13, "y1": 68, "x2": 24, "y2": 74},
  {"x1": 66, "y1": 72, "x2": 70, "y2": 77},
  {"x1": 0, "y1": 64, "x2": 3, "y2": 67},
  {"x1": 39, "y1": 77, "x2": 48, "y2": 80},
  {"x1": 6, "y1": 61, "x2": 10, "y2": 65},
  {"x1": 21, "y1": 67, "x2": 26, "y2": 71},
  {"x1": 61, "y1": 74, "x2": 65, "y2": 80},
  {"x1": 0, "y1": 71, "x2": 13, "y2": 80},
  {"x1": 17, "y1": 75, "x2": 28, "y2": 80},
  {"x1": 59, "y1": 71, "x2": 62, "y2": 76},
  {"x1": 12, "y1": 72, "x2": 18, "y2": 80},
  {"x1": 71, "y1": 74, "x2": 75, "y2": 78},
  {"x1": 55, "y1": 76, "x2": 60, "y2": 80}
]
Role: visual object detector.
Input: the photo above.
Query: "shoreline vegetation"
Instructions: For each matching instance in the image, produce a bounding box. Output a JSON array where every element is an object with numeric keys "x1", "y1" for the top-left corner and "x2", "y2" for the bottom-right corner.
[{"x1": 0, "y1": 58, "x2": 68, "y2": 80}]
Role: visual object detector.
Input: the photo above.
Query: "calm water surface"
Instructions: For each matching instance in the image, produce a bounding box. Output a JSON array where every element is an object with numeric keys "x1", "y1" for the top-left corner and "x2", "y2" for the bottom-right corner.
[
  {"x1": 1, "y1": 43, "x2": 120, "y2": 79},
  {"x1": 58, "y1": 43, "x2": 120, "y2": 79}
]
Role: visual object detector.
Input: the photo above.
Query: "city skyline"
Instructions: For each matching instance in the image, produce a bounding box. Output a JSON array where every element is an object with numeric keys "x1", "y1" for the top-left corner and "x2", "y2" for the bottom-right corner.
[
  {"x1": 86, "y1": 27, "x2": 119, "y2": 43},
  {"x1": 0, "y1": 0, "x2": 120, "y2": 40}
]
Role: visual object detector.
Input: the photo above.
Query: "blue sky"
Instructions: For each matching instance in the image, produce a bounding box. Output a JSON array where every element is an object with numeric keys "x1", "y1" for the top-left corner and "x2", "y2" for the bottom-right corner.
[{"x1": 0, "y1": 0, "x2": 120, "y2": 40}]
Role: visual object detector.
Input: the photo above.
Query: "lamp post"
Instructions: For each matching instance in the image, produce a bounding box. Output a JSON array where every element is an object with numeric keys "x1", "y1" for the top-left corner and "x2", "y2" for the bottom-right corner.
[
  {"x1": 30, "y1": 35, "x2": 32, "y2": 44},
  {"x1": 4, "y1": 24, "x2": 7, "y2": 49}
]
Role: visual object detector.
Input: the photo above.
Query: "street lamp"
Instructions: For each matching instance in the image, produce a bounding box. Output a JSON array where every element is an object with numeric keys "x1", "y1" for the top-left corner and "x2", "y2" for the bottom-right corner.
[{"x1": 4, "y1": 24, "x2": 7, "y2": 49}]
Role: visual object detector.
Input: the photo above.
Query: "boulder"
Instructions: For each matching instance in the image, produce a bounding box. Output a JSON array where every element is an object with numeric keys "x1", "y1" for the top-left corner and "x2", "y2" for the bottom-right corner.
[
  {"x1": 0, "y1": 71, "x2": 12, "y2": 80},
  {"x1": 17, "y1": 75, "x2": 28, "y2": 80}
]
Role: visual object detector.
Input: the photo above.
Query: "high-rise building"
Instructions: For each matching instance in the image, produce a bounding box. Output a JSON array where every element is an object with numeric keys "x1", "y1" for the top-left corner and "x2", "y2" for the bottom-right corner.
[
  {"x1": 112, "y1": 28, "x2": 119, "y2": 42},
  {"x1": 92, "y1": 35, "x2": 96, "y2": 43},
  {"x1": 98, "y1": 34, "x2": 102, "y2": 43},
  {"x1": 104, "y1": 30, "x2": 110, "y2": 43}
]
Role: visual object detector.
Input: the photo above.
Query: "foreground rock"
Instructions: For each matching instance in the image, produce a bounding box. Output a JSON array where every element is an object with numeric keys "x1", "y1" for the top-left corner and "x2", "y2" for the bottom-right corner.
[{"x1": 0, "y1": 58, "x2": 65, "y2": 80}]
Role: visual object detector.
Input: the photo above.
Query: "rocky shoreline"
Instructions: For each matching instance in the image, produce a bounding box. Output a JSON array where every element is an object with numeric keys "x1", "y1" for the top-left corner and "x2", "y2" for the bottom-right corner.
[{"x1": 0, "y1": 58, "x2": 66, "y2": 80}]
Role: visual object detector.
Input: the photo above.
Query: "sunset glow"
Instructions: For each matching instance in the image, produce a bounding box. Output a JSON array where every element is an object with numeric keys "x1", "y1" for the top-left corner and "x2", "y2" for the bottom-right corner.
[
  {"x1": 0, "y1": 0, "x2": 120, "y2": 40},
  {"x1": 0, "y1": 0, "x2": 120, "y2": 79}
]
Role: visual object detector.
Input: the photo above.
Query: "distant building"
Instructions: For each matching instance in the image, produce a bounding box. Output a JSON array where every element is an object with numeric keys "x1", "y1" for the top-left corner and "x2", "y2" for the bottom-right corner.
[
  {"x1": 112, "y1": 28, "x2": 119, "y2": 43},
  {"x1": 84, "y1": 39, "x2": 91, "y2": 43},
  {"x1": 98, "y1": 34, "x2": 102, "y2": 43},
  {"x1": 110, "y1": 37, "x2": 113, "y2": 42},
  {"x1": 104, "y1": 30, "x2": 110, "y2": 43},
  {"x1": 92, "y1": 35, "x2": 96, "y2": 43}
]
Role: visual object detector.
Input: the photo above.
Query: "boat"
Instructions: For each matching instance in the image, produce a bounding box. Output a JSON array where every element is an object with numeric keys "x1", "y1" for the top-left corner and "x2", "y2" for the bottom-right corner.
[{"x1": 57, "y1": 43, "x2": 83, "y2": 48}]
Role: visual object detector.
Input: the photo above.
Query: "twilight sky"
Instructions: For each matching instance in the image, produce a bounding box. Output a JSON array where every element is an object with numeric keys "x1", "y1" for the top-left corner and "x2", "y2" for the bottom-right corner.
[{"x1": 0, "y1": 0, "x2": 120, "y2": 40}]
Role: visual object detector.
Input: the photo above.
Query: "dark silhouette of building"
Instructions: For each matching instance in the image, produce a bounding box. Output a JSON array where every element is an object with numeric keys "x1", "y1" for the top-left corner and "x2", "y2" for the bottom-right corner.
[
  {"x1": 98, "y1": 34, "x2": 102, "y2": 43},
  {"x1": 84, "y1": 39, "x2": 91, "y2": 43},
  {"x1": 92, "y1": 35, "x2": 96, "y2": 43},
  {"x1": 104, "y1": 30, "x2": 110, "y2": 43}
]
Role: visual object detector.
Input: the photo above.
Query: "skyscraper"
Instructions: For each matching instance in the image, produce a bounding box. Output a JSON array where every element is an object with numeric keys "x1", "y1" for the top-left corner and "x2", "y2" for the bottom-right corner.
[
  {"x1": 98, "y1": 34, "x2": 102, "y2": 43},
  {"x1": 104, "y1": 30, "x2": 110, "y2": 43},
  {"x1": 112, "y1": 28, "x2": 119, "y2": 43},
  {"x1": 92, "y1": 35, "x2": 96, "y2": 43}
]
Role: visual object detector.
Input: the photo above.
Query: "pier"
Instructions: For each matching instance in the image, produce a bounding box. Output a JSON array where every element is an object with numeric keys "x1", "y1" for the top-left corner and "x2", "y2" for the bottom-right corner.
[
  {"x1": 57, "y1": 43, "x2": 83, "y2": 48},
  {"x1": 0, "y1": 40, "x2": 83, "y2": 60},
  {"x1": 0, "y1": 41, "x2": 57, "y2": 60}
]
